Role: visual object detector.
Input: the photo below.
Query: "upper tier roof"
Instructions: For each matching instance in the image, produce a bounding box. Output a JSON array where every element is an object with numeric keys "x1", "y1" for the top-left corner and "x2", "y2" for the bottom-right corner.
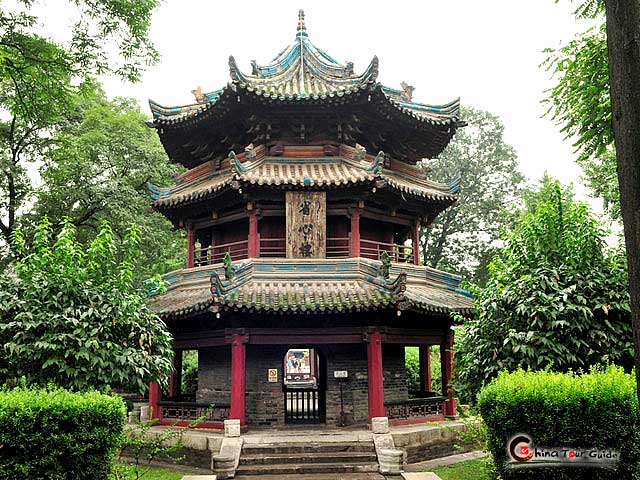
[
  {"x1": 149, "y1": 144, "x2": 460, "y2": 213},
  {"x1": 149, "y1": 10, "x2": 464, "y2": 166}
]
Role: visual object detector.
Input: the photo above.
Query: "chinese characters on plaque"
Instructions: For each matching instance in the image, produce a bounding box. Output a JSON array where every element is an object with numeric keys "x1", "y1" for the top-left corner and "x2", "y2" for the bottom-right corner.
[{"x1": 286, "y1": 191, "x2": 326, "y2": 258}]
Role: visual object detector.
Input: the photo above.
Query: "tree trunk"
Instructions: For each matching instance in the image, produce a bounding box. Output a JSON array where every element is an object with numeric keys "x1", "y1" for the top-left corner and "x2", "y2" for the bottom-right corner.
[{"x1": 604, "y1": 0, "x2": 640, "y2": 404}]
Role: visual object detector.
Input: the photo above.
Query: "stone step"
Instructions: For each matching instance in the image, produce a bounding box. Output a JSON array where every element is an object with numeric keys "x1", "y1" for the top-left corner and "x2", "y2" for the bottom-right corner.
[
  {"x1": 235, "y1": 462, "x2": 380, "y2": 476},
  {"x1": 240, "y1": 451, "x2": 378, "y2": 466},
  {"x1": 234, "y1": 473, "x2": 385, "y2": 480},
  {"x1": 241, "y1": 441, "x2": 376, "y2": 455}
]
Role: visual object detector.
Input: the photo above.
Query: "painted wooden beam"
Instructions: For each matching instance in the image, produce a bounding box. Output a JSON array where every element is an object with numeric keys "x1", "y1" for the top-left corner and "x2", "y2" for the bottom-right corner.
[
  {"x1": 186, "y1": 227, "x2": 196, "y2": 268},
  {"x1": 169, "y1": 350, "x2": 183, "y2": 398},
  {"x1": 149, "y1": 382, "x2": 162, "y2": 420},
  {"x1": 350, "y1": 208, "x2": 361, "y2": 257},
  {"x1": 229, "y1": 333, "x2": 246, "y2": 425},
  {"x1": 367, "y1": 331, "x2": 386, "y2": 421},
  {"x1": 441, "y1": 333, "x2": 456, "y2": 418},
  {"x1": 419, "y1": 345, "x2": 432, "y2": 392}
]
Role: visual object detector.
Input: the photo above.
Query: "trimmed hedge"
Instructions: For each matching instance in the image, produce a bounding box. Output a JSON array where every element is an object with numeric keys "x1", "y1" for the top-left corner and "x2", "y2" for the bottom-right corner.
[
  {"x1": 478, "y1": 366, "x2": 640, "y2": 479},
  {"x1": 0, "y1": 387, "x2": 126, "y2": 480}
]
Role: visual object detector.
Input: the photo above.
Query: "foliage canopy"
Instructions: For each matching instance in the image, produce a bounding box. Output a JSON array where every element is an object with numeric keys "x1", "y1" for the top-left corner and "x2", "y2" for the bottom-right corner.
[
  {"x1": 0, "y1": 217, "x2": 173, "y2": 392},
  {"x1": 420, "y1": 106, "x2": 523, "y2": 283},
  {"x1": 456, "y1": 177, "x2": 632, "y2": 402}
]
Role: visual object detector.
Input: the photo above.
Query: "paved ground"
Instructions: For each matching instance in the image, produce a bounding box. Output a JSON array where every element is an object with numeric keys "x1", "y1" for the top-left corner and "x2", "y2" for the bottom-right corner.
[{"x1": 404, "y1": 450, "x2": 487, "y2": 471}]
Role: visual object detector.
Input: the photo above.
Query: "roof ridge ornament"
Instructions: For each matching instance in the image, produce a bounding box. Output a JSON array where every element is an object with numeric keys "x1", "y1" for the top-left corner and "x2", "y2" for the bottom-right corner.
[
  {"x1": 367, "y1": 151, "x2": 385, "y2": 174},
  {"x1": 378, "y1": 251, "x2": 391, "y2": 279},
  {"x1": 353, "y1": 143, "x2": 367, "y2": 161},
  {"x1": 400, "y1": 81, "x2": 415, "y2": 101},
  {"x1": 229, "y1": 150, "x2": 248, "y2": 176},
  {"x1": 296, "y1": 9, "x2": 307, "y2": 38}
]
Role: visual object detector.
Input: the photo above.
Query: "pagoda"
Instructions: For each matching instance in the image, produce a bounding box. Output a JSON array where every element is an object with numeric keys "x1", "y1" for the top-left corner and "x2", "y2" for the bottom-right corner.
[{"x1": 146, "y1": 11, "x2": 472, "y2": 429}]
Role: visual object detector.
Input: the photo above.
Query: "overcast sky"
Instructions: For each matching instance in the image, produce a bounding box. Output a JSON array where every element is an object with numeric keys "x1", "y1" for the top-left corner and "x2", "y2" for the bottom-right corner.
[{"x1": 100, "y1": 1, "x2": 595, "y2": 203}]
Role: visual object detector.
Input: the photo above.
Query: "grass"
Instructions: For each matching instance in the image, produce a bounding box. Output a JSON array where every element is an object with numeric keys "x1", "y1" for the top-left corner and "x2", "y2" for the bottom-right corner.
[
  {"x1": 113, "y1": 463, "x2": 200, "y2": 480},
  {"x1": 431, "y1": 458, "x2": 491, "y2": 480}
]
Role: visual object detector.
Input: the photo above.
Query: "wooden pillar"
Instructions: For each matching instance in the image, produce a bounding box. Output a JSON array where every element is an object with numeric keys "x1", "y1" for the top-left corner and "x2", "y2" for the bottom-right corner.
[
  {"x1": 419, "y1": 345, "x2": 432, "y2": 392},
  {"x1": 248, "y1": 208, "x2": 259, "y2": 258},
  {"x1": 229, "y1": 333, "x2": 246, "y2": 425},
  {"x1": 411, "y1": 222, "x2": 421, "y2": 265},
  {"x1": 350, "y1": 208, "x2": 361, "y2": 257},
  {"x1": 367, "y1": 332, "x2": 385, "y2": 421},
  {"x1": 169, "y1": 350, "x2": 183, "y2": 398},
  {"x1": 148, "y1": 381, "x2": 162, "y2": 420},
  {"x1": 441, "y1": 333, "x2": 457, "y2": 418},
  {"x1": 186, "y1": 226, "x2": 196, "y2": 268}
]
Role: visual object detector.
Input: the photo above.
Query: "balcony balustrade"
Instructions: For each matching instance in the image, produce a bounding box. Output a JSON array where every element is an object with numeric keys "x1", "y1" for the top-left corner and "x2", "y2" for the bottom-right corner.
[
  {"x1": 361, "y1": 239, "x2": 413, "y2": 263},
  {"x1": 191, "y1": 237, "x2": 413, "y2": 266}
]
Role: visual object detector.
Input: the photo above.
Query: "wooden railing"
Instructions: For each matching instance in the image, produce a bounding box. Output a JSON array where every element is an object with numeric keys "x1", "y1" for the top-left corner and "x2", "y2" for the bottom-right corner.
[
  {"x1": 194, "y1": 240, "x2": 249, "y2": 266},
  {"x1": 190, "y1": 237, "x2": 414, "y2": 264},
  {"x1": 326, "y1": 237, "x2": 350, "y2": 258},
  {"x1": 384, "y1": 396, "x2": 446, "y2": 421},
  {"x1": 361, "y1": 239, "x2": 413, "y2": 263},
  {"x1": 156, "y1": 401, "x2": 230, "y2": 423},
  {"x1": 260, "y1": 237, "x2": 286, "y2": 258}
]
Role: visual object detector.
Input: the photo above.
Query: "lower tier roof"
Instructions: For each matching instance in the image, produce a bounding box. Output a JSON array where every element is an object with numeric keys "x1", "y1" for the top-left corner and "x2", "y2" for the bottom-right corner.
[{"x1": 148, "y1": 258, "x2": 472, "y2": 320}]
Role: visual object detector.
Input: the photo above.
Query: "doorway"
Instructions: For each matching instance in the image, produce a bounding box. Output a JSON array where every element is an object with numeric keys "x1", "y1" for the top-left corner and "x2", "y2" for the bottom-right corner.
[{"x1": 283, "y1": 347, "x2": 326, "y2": 424}]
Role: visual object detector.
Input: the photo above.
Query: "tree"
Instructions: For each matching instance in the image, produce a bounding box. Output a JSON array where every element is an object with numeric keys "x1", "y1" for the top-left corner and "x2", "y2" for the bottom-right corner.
[
  {"x1": 603, "y1": 0, "x2": 640, "y2": 413},
  {"x1": 543, "y1": 21, "x2": 621, "y2": 219},
  {"x1": 26, "y1": 85, "x2": 185, "y2": 279},
  {"x1": 455, "y1": 177, "x2": 632, "y2": 402},
  {"x1": 420, "y1": 106, "x2": 523, "y2": 283},
  {"x1": 0, "y1": 217, "x2": 173, "y2": 393},
  {"x1": 545, "y1": 0, "x2": 640, "y2": 412},
  {"x1": 0, "y1": 0, "x2": 159, "y2": 255}
]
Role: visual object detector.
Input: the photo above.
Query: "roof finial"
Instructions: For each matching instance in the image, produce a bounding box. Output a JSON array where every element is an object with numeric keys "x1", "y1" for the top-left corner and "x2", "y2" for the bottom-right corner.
[{"x1": 297, "y1": 9, "x2": 307, "y2": 37}]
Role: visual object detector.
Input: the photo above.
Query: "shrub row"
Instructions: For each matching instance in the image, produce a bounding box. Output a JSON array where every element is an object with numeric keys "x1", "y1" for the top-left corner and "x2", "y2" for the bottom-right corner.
[
  {"x1": 0, "y1": 387, "x2": 126, "y2": 480},
  {"x1": 478, "y1": 366, "x2": 640, "y2": 479}
]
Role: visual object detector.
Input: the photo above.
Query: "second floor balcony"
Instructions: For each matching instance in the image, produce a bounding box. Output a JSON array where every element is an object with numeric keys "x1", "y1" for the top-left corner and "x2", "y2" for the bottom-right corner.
[{"x1": 193, "y1": 236, "x2": 415, "y2": 267}]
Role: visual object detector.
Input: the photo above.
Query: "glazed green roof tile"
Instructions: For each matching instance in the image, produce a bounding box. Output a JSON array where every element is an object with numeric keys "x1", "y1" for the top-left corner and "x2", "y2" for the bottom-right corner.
[
  {"x1": 149, "y1": 145, "x2": 460, "y2": 210},
  {"x1": 148, "y1": 258, "x2": 472, "y2": 319},
  {"x1": 148, "y1": 10, "x2": 461, "y2": 129}
]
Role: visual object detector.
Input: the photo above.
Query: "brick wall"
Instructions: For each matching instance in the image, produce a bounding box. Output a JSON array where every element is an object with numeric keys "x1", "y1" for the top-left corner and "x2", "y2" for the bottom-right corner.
[
  {"x1": 246, "y1": 345, "x2": 287, "y2": 426},
  {"x1": 382, "y1": 344, "x2": 409, "y2": 403},
  {"x1": 324, "y1": 344, "x2": 369, "y2": 426},
  {"x1": 195, "y1": 342, "x2": 409, "y2": 427},
  {"x1": 196, "y1": 346, "x2": 231, "y2": 404}
]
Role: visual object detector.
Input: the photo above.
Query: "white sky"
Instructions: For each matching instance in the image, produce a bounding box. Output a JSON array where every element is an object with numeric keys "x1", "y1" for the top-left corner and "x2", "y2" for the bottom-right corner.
[
  {"x1": 100, "y1": 0, "x2": 595, "y2": 199},
  {"x1": 20, "y1": 0, "x2": 600, "y2": 207}
]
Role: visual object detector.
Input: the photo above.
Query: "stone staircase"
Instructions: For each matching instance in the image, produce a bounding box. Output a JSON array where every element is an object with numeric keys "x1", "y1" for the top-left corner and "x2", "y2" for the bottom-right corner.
[{"x1": 234, "y1": 441, "x2": 383, "y2": 478}]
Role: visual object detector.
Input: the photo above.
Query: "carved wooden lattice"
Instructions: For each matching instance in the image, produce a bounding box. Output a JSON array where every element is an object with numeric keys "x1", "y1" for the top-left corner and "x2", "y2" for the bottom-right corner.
[
  {"x1": 385, "y1": 397, "x2": 445, "y2": 420},
  {"x1": 158, "y1": 402, "x2": 230, "y2": 422},
  {"x1": 286, "y1": 191, "x2": 326, "y2": 258}
]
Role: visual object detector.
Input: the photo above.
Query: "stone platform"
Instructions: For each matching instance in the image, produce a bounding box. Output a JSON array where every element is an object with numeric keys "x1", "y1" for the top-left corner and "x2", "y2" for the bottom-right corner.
[{"x1": 141, "y1": 419, "x2": 471, "y2": 477}]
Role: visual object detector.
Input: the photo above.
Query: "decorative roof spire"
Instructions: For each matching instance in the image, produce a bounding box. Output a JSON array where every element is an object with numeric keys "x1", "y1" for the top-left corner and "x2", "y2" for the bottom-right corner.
[{"x1": 296, "y1": 9, "x2": 307, "y2": 37}]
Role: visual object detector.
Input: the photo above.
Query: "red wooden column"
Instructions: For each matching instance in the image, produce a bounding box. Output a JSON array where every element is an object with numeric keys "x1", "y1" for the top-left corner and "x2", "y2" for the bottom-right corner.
[
  {"x1": 350, "y1": 208, "x2": 361, "y2": 257},
  {"x1": 148, "y1": 382, "x2": 162, "y2": 420},
  {"x1": 441, "y1": 333, "x2": 457, "y2": 418},
  {"x1": 248, "y1": 207, "x2": 259, "y2": 258},
  {"x1": 229, "y1": 333, "x2": 246, "y2": 425},
  {"x1": 186, "y1": 226, "x2": 196, "y2": 268},
  {"x1": 367, "y1": 332, "x2": 385, "y2": 421},
  {"x1": 411, "y1": 222, "x2": 421, "y2": 265},
  {"x1": 419, "y1": 345, "x2": 432, "y2": 392},
  {"x1": 169, "y1": 349, "x2": 183, "y2": 398}
]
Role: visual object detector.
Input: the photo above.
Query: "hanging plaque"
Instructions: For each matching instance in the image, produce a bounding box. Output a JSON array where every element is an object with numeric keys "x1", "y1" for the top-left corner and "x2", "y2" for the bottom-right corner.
[{"x1": 286, "y1": 191, "x2": 326, "y2": 258}]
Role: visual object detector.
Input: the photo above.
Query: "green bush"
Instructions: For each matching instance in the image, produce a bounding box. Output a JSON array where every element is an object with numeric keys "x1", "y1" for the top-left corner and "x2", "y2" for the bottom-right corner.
[
  {"x1": 405, "y1": 346, "x2": 442, "y2": 395},
  {"x1": 478, "y1": 366, "x2": 640, "y2": 479},
  {"x1": 0, "y1": 386, "x2": 126, "y2": 480}
]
